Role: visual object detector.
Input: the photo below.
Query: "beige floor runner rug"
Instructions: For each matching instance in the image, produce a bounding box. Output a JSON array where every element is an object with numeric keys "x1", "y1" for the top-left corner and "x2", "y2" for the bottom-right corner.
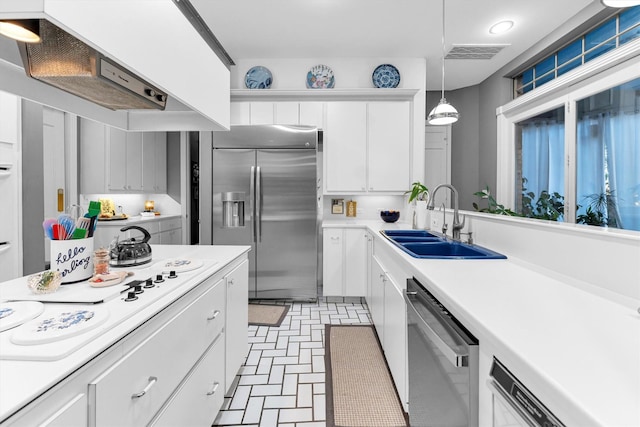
[
  {"x1": 325, "y1": 325, "x2": 408, "y2": 427},
  {"x1": 248, "y1": 303, "x2": 290, "y2": 327}
]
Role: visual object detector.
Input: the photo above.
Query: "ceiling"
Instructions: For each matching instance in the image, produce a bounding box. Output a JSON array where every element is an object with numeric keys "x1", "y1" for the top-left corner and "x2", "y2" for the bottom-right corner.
[{"x1": 192, "y1": 0, "x2": 600, "y2": 90}]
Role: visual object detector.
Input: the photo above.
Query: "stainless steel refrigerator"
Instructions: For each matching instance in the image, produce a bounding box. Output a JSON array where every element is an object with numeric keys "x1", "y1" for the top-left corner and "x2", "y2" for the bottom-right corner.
[{"x1": 211, "y1": 125, "x2": 319, "y2": 300}]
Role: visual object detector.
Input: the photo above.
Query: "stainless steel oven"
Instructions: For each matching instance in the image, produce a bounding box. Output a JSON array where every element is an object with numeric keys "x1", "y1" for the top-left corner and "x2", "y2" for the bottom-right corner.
[{"x1": 405, "y1": 277, "x2": 479, "y2": 427}]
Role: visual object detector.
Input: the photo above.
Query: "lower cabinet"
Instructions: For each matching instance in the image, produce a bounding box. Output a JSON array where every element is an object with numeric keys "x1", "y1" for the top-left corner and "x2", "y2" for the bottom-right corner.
[
  {"x1": 88, "y1": 277, "x2": 226, "y2": 427},
  {"x1": 225, "y1": 259, "x2": 249, "y2": 389},
  {"x1": 322, "y1": 228, "x2": 367, "y2": 297},
  {"x1": 151, "y1": 335, "x2": 226, "y2": 427},
  {"x1": 369, "y1": 254, "x2": 407, "y2": 411}
]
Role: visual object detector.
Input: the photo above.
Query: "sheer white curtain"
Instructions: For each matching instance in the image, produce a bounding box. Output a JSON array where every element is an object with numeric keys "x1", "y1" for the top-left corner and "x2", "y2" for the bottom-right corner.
[
  {"x1": 577, "y1": 111, "x2": 640, "y2": 230},
  {"x1": 520, "y1": 121, "x2": 565, "y2": 200}
]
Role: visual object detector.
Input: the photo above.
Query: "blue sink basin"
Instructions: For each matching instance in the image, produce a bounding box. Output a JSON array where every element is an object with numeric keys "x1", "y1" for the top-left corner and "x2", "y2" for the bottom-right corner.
[
  {"x1": 399, "y1": 242, "x2": 506, "y2": 259},
  {"x1": 381, "y1": 230, "x2": 441, "y2": 239},
  {"x1": 381, "y1": 229, "x2": 506, "y2": 259}
]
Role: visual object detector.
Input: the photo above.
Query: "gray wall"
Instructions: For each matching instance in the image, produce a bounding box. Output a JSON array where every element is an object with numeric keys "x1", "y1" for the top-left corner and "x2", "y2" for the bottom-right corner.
[
  {"x1": 21, "y1": 100, "x2": 45, "y2": 274},
  {"x1": 427, "y1": 74, "x2": 512, "y2": 211}
]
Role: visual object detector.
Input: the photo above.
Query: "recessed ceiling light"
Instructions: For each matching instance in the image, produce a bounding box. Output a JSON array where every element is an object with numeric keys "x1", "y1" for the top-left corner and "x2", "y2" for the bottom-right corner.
[
  {"x1": 489, "y1": 20, "x2": 514, "y2": 35},
  {"x1": 601, "y1": 0, "x2": 640, "y2": 7}
]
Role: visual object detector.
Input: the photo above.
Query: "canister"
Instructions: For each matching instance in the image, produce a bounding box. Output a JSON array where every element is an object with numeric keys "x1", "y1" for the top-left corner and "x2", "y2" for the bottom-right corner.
[{"x1": 50, "y1": 237, "x2": 94, "y2": 283}]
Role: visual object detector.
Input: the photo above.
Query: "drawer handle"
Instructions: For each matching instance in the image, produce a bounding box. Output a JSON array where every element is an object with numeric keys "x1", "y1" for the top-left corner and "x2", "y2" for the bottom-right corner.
[
  {"x1": 131, "y1": 376, "x2": 158, "y2": 399},
  {"x1": 228, "y1": 278, "x2": 235, "y2": 286},
  {"x1": 207, "y1": 310, "x2": 221, "y2": 321},
  {"x1": 206, "y1": 382, "x2": 220, "y2": 396}
]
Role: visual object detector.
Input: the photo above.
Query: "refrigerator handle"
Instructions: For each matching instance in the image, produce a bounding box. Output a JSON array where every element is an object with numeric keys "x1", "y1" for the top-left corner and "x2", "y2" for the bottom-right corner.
[
  {"x1": 256, "y1": 166, "x2": 262, "y2": 243},
  {"x1": 250, "y1": 166, "x2": 256, "y2": 243}
]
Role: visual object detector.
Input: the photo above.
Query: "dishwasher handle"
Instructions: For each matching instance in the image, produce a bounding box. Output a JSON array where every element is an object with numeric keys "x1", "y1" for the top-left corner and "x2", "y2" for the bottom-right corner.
[{"x1": 404, "y1": 289, "x2": 468, "y2": 367}]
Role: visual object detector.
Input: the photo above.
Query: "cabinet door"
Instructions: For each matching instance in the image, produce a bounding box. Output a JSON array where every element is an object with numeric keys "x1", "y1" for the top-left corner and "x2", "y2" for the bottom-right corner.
[
  {"x1": 125, "y1": 132, "x2": 143, "y2": 191},
  {"x1": 250, "y1": 102, "x2": 274, "y2": 124},
  {"x1": 325, "y1": 102, "x2": 367, "y2": 192},
  {"x1": 154, "y1": 132, "x2": 167, "y2": 193},
  {"x1": 383, "y1": 277, "x2": 407, "y2": 409},
  {"x1": 40, "y1": 393, "x2": 86, "y2": 427},
  {"x1": 152, "y1": 336, "x2": 225, "y2": 427},
  {"x1": 344, "y1": 229, "x2": 367, "y2": 297},
  {"x1": 142, "y1": 132, "x2": 167, "y2": 193},
  {"x1": 107, "y1": 128, "x2": 127, "y2": 191},
  {"x1": 369, "y1": 257, "x2": 385, "y2": 343},
  {"x1": 225, "y1": 259, "x2": 249, "y2": 389},
  {"x1": 80, "y1": 119, "x2": 107, "y2": 193},
  {"x1": 322, "y1": 228, "x2": 343, "y2": 296},
  {"x1": 299, "y1": 102, "x2": 324, "y2": 129},
  {"x1": 231, "y1": 102, "x2": 250, "y2": 125},
  {"x1": 274, "y1": 102, "x2": 299, "y2": 124},
  {"x1": 365, "y1": 232, "x2": 374, "y2": 302},
  {"x1": 368, "y1": 102, "x2": 411, "y2": 192}
]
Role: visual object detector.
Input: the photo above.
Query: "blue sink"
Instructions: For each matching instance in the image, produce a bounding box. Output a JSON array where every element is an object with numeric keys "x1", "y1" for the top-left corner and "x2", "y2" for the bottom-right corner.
[
  {"x1": 399, "y1": 242, "x2": 506, "y2": 259},
  {"x1": 381, "y1": 229, "x2": 506, "y2": 259}
]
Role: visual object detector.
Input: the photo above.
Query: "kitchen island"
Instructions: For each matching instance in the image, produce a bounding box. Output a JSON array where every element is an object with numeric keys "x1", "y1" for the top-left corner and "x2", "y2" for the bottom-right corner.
[
  {"x1": 0, "y1": 244, "x2": 250, "y2": 426},
  {"x1": 323, "y1": 218, "x2": 640, "y2": 427}
]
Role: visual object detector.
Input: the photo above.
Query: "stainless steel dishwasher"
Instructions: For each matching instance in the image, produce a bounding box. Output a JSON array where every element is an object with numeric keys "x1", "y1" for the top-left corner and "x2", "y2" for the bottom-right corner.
[{"x1": 405, "y1": 277, "x2": 479, "y2": 427}]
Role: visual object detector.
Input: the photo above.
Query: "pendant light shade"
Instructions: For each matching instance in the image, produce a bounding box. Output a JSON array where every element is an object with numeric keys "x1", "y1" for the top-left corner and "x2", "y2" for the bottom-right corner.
[
  {"x1": 601, "y1": 0, "x2": 640, "y2": 7},
  {"x1": 428, "y1": 0, "x2": 458, "y2": 125},
  {"x1": 0, "y1": 20, "x2": 40, "y2": 43},
  {"x1": 427, "y1": 98, "x2": 459, "y2": 125}
]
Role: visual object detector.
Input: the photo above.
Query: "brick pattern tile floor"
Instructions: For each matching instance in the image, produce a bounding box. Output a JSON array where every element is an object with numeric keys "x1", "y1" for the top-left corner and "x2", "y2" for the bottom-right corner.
[{"x1": 213, "y1": 299, "x2": 371, "y2": 427}]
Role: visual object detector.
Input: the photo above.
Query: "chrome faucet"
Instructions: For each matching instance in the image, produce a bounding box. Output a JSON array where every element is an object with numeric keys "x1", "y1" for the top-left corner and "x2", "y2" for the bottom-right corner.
[
  {"x1": 439, "y1": 203, "x2": 448, "y2": 238},
  {"x1": 428, "y1": 184, "x2": 465, "y2": 241}
]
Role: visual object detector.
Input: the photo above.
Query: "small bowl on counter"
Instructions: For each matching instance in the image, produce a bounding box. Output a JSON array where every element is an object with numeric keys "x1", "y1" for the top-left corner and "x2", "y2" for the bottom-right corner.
[
  {"x1": 380, "y1": 210, "x2": 400, "y2": 223},
  {"x1": 27, "y1": 270, "x2": 62, "y2": 294}
]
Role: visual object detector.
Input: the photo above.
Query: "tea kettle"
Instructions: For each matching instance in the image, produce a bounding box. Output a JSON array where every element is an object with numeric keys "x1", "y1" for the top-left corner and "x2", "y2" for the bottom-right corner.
[{"x1": 109, "y1": 225, "x2": 153, "y2": 267}]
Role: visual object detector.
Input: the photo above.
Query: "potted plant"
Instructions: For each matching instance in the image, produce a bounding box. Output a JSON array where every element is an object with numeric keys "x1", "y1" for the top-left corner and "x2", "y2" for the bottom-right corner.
[
  {"x1": 405, "y1": 182, "x2": 429, "y2": 228},
  {"x1": 406, "y1": 181, "x2": 429, "y2": 203}
]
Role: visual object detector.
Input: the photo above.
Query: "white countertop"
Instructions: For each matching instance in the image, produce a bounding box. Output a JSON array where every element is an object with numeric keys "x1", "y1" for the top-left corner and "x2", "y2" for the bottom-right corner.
[
  {"x1": 95, "y1": 213, "x2": 181, "y2": 227},
  {"x1": 0, "y1": 244, "x2": 250, "y2": 423},
  {"x1": 323, "y1": 219, "x2": 640, "y2": 427}
]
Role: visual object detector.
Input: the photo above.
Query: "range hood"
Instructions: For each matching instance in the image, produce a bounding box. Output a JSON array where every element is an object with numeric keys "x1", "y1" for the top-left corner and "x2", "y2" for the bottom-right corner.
[{"x1": 17, "y1": 19, "x2": 167, "y2": 111}]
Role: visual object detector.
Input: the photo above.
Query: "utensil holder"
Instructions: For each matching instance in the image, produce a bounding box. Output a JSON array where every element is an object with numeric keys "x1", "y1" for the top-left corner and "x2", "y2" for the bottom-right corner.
[{"x1": 50, "y1": 237, "x2": 94, "y2": 283}]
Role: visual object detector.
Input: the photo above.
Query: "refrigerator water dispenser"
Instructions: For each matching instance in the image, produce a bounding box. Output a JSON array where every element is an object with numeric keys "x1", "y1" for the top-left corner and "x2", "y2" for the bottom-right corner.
[{"x1": 222, "y1": 192, "x2": 245, "y2": 228}]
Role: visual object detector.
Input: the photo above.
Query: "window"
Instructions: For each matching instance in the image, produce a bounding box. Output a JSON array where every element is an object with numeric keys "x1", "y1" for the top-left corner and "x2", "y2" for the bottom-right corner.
[
  {"x1": 576, "y1": 79, "x2": 640, "y2": 230},
  {"x1": 514, "y1": 7, "x2": 640, "y2": 96}
]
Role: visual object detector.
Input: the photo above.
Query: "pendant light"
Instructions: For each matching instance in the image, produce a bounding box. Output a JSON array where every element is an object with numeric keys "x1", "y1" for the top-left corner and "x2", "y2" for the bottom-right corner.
[
  {"x1": 428, "y1": 0, "x2": 459, "y2": 125},
  {"x1": 0, "y1": 20, "x2": 40, "y2": 43},
  {"x1": 601, "y1": 0, "x2": 640, "y2": 7}
]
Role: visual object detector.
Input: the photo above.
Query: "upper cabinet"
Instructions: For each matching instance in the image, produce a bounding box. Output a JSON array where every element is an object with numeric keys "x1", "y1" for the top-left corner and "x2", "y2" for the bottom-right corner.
[
  {"x1": 324, "y1": 101, "x2": 411, "y2": 194},
  {"x1": 79, "y1": 119, "x2": 167, "y2": 194},
  {"x1": 231, "y1": 102, "x2": 325, "y2": 129}
]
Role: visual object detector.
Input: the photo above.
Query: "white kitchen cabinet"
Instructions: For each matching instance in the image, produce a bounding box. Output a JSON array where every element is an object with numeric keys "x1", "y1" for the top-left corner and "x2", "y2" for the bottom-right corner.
[
  {"x1": 225, "y1": 259, "x2": 249, "y2": 389},
  {"x1": 79, "y1": 119, "x2": 107, "y2": 194},
  {"x1": 107, "y1": 128, "x2": 143, "y2": 191},
  {"x1": 274, "y1": 102, "x2": 300, "y2": 124},
  {"x1": 382, "y1": 273, "x2": 407, "y2": 410},
  {"x1": 299, "y1": 102, "x2": 325, "y2": 129},
  {"x1": 322, "y1": 228, "x2": 367, "y2": 297},
  {"x1": 364, "y1": 231, "x2": 374, "y2": 304},
  {"x1": 142, "y1": 132, "x2": 167, "y2": 193},
  {"x1": 39, "y1": 393, "x2": 86, "y2": 427},
  {"x1": 325, "y1": 102, "x2": 368, "y2": 192},
  {"x1": 324, "y1": 101, "x2": 411, "y2": 193},
  {"x1": 151, "y1": 335, "x2": 225, "y2": 427},
  {"x1": 367, "y1": 102, "x2": 411, "y2": 192},
  {"x1": 89, "y1": 276, "x2": 226, "y2": 426},
  {"x1": 230, "y1": 101, "x2": 325, "y2": 128},
  {"x1": 369, "y1": 256, "x2": 386, "y2": 343}
]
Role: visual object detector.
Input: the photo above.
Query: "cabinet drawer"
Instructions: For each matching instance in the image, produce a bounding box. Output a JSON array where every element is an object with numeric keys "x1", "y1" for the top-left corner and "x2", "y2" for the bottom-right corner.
[
  {"x1": 159, "y1": 217, "x2": 181, "y2": 232},
  {"x1": 89, "y1": 280, "x2": 225, "y2": 426},
  {"x1": 151, "y1": 334, "x2": 226, "y2": 427}
]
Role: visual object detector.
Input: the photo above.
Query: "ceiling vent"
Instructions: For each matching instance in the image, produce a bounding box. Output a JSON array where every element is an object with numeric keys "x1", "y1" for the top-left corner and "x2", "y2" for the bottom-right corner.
[
  {"x1": 445, "y1": 44, "x2": 509, "y2": 60},
  {"x1": 17, "y1": 20, "x2": 167, "y2": 111}
]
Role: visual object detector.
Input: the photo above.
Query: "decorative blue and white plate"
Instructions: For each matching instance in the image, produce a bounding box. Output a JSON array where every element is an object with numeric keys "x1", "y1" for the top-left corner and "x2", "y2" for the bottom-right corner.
[
  {"x1": 306, "y1": 64, "x2": 335, "y2": 89},
  {"x1": 0, "y1": 301, "x2": 45, "y2": 332},
  {"x1": 372, "y1": 64, "x2": 401, "y2": 88},
  {"x1": 11, "y1": 307, "x2": 109, "y2": 345},
  {"x1": 245, "y1": 66, "x2": 273, "y2": 89}
]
